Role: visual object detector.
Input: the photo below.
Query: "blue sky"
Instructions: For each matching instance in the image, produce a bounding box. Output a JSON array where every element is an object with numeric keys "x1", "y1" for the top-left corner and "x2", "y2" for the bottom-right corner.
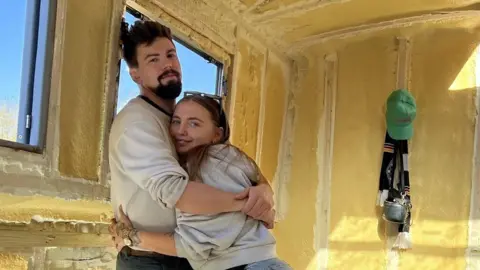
[
  {"x1": 0, "y1": 1, "x2": 27, "y2": 107},
  {"x1": 1, "y1": 1, "x2": 219, "y2": 130}
]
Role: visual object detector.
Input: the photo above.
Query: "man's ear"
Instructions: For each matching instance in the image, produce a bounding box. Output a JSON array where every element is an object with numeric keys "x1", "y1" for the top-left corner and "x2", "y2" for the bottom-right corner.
[{"x1": 129, "y1": 67, "x2": 141, "y2": 84}]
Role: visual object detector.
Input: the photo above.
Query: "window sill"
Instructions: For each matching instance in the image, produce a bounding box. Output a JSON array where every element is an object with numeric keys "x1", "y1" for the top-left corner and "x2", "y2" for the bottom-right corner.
[{"x1": 0, "y1": 139, "x2": 43, "y2": 154}]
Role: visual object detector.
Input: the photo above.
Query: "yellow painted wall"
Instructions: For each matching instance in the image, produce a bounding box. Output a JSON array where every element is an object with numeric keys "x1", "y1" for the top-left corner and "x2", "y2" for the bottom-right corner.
[
  {"x1": 0, "y1": 3, "x2": 116, "y2": 268},
  {"x1": 398, "y1": 28, "x2": 477, "y2": 270},
  {"x1": 273, "y1": 57, "x2": 324, "y2": 269},
  {"x1": 0, "y1": 253, "x2": 27, "y2": 270},
  {"x1": 228, "y1": 34, "x2": 290, "y2": 182},
  {"x1": 58, "y1": 0, "x2": 114, "y2": 180},
  {"x1": 257, "y1": 54, "x2": 289, "y2": 181},
  {"x1": 0, "y1": 193, "x2": 111, "y2": 222},
  {"x1": 273, "y1": 27, "x2": 478, "y2": 269},
  {"x1": 229, "y1": 37, "x2": 265, "y2": 159},
  {"x1": 328, "y1": 36, "x2": 397, "y2": 269}
]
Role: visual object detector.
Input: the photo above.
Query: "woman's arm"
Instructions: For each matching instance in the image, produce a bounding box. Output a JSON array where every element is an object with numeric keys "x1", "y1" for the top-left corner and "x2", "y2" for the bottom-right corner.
[
  {"x1": 136, "y1": 231, "x2": 177, "y2": 256},
  {"x1": 176, "y1": 181, "x2": 246, "y2": 214}
]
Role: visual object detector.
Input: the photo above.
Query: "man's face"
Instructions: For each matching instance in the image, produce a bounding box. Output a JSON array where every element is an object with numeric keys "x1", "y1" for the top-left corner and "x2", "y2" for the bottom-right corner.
[{"x1": 130, "y1": 37, "x2": 182, "y2": 100}]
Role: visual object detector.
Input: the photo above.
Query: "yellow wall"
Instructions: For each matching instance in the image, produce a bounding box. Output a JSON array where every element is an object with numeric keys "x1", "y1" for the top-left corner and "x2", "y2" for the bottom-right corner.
[
  {"x1": 327, "y1": 35, "x2": 397, "y2": 269},
  {"x1": 0, "y1": 0, "x2": 114, "y2": 243},
  {"x1": 229, "y1": 37, "x2": 266, "y2": 159},
  {"x1": 270, "y1": 27, "x2": 478, "y2": 269},
  {"x1": 58, "y1": 0, "x2": 114, "y2": 180},
  {"x1": 274, "y1": 57, "x2": 324, "y2": 269},
  {"x1": 229, "y1": 34, "x2": 290, "y2": 172},
  {"x1": 0, "y1": 253, "x2": 27, "y2": 270},
  {"x1": 398, "y1": 28, "x2": 476, "y2": 270},
  {"x1": 258, "y1": 53, "x2": 289, "y2": 181}
]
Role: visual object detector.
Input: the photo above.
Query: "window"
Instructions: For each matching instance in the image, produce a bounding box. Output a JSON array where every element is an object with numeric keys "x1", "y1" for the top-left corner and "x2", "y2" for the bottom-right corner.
[
  {"x1": 0, "y1": 0, "x2": 56, "y2": 152},
  {"x1": 116, "y1": 8, "x2": 223, "y2": 113}
]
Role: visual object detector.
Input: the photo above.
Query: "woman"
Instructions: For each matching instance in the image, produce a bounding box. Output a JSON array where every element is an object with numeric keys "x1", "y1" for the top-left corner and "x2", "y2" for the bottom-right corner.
[{"x1": 111, "y1": 91, "x2": 291, "y2": 270}]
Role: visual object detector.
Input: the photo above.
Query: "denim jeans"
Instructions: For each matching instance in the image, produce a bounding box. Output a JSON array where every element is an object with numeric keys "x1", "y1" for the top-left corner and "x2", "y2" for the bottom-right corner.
[
  {"x1": 116, "y1": 247, "x2": 193, "y2": 270},
  {"x1": 244, "y1": 258, "x2": 292, "y2": 270}
]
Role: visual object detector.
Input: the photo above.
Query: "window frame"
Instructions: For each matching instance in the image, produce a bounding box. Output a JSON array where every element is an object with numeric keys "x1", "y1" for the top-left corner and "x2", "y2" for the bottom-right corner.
[{"x1": 0, "y1": 0, "x2": 57, "y2": 153}]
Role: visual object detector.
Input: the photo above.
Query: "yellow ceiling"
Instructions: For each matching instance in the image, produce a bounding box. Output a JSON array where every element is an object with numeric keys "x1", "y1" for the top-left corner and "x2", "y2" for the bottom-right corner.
[
  {"x1": 143, "y1": 0, "x2": 480, "y2": 55},
  {"x1": 229, "y1": 0, "x2": 480, "y2": 48}
]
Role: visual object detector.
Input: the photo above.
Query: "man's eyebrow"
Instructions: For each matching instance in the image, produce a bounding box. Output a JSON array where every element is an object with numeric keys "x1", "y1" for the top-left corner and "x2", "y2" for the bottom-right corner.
[
  {"x1": 144, "y1": 53, "x2": 160, "y2": 60},
  {"x1": 167, "y1": 48, "x2": 176, "y2": 54}
]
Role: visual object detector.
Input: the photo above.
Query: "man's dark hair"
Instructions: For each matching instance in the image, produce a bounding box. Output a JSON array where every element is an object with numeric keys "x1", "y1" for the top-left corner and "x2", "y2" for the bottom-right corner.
[{"x1": 120, "y1": 20, "x2": 174, "y2": 68}]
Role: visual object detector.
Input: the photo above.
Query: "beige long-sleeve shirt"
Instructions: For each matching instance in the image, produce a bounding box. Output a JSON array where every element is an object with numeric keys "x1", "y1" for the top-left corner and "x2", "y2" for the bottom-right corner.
[{"x1": 109, "y1": 96, "x2": 189, "y2": 251}]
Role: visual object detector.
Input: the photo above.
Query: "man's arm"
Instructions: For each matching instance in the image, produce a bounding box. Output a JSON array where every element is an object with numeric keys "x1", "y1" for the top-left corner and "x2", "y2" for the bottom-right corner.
[
  {"x1": 235, "y1": 170, "x2": 275, "y2": 228},
  {"x1": 137, "y1": 231, "x2": 177, "y2": 256},
  {"x1": 114, "y1": 120, "x2": 245, "y2": 215}
]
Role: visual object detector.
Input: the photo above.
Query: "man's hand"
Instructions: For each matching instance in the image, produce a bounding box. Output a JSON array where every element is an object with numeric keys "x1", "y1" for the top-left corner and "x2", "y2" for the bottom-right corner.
[
  {"x1": 108, "y1": 205, "x2": 134, "y2": 252},
  {"x1": 108, "y1": 217, "x2": 125, "y2": 252},
  {"x1": 235, "y1": 183, "x2": 275, "y2": 228}
]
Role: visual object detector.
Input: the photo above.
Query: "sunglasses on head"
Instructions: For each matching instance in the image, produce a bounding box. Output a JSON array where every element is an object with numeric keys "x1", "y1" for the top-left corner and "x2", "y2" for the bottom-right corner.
[
  {"x1": 183, "y1": 91, "x2": 225, "y2": 122},
  {"x1": 184, "y1": 91, "x2": 221, "y2": 100},
  {"x1": 183, "y1": 91, "x2": 223, "y2": 107}
]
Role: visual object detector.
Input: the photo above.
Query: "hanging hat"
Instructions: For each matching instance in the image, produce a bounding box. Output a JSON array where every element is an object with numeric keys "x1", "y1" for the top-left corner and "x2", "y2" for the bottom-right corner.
[{"x1": 386, "y1": 89, "x2": 416, "y2": 140}]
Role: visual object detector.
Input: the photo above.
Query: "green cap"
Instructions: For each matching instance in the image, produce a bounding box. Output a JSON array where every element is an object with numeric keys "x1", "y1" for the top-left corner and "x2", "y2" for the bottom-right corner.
[{"x1": 386, "y1": 89, "x2": 416, "y2": 140}]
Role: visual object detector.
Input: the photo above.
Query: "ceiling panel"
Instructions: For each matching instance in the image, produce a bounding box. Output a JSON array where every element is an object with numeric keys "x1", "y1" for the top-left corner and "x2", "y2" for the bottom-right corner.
[{"x1": 255, "y1": 0, "x2": 480, "y2": 44}]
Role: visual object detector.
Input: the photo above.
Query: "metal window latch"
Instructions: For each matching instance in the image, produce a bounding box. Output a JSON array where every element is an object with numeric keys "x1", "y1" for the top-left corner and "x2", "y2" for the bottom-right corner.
[{"x1": 26, "y1": 114, "x2": 32, "y2": 129}]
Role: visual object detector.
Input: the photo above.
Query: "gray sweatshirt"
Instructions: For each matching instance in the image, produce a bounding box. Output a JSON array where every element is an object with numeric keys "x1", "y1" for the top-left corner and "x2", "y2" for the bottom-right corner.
[{"x1": 174, "y1": 144, "x2": 277, "y2": 270}]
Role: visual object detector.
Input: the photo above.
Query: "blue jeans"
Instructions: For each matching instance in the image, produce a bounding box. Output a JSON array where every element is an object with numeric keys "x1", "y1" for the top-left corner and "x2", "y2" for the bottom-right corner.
[
  {"x1": 244, "y1": 258, "x2": 292, "y2": 270},
  {"x1": 116, "y1": 247, "x2": 192, "y2": 270}
]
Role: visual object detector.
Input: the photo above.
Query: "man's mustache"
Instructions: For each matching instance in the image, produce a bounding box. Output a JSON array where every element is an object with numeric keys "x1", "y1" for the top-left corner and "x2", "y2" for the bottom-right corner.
[{"x1": 158, "y1": 70, "x2": 180, "y2": 81}]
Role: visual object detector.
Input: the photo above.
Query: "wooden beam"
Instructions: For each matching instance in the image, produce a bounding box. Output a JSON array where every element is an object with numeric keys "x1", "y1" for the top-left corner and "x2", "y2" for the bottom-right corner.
[
  {"x1": 248, "y1": 0, "x2": 348, "y2": 24},
  {"x1": 467, "y1": 47, "x2": 480, "y2": 268},
  {"x1": 0, "y1": 219, "x2": 111, "y2": 248},
  {"x1": 395, "y1": 37, "x2": 412, "y2": 90},
  {"x1": 314, "y1": 53, "x2": 338, "y2": 269},
  {"x1": 289, "y1": 10, "x2": 480, "y2": 53}
]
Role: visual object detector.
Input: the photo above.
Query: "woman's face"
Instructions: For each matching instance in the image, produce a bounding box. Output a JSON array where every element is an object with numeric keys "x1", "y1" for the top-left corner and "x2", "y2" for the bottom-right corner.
[{"x1": 170, "y1": 100, "x2": 223, "y2": 154}]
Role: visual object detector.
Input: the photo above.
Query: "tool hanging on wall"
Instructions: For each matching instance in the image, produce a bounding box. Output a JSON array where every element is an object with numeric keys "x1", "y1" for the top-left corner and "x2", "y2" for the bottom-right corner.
[{"x1": 376, "y1": 89, "x2": 416, "y2": 250}]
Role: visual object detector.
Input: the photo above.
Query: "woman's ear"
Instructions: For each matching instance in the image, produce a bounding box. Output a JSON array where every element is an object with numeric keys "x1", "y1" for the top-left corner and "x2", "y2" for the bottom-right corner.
[{"x1": 214, "y1": 127, "x2": 224, "y2": 143}]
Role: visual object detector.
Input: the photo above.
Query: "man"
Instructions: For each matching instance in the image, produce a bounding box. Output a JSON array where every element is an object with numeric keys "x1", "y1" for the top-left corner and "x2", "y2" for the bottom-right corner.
[{"x1": 108, "y1": 20, "x2": 275, "y2": 269}]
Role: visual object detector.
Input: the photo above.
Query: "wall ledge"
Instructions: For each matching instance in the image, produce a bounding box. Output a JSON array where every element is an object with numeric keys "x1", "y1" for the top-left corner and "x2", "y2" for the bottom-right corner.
[{"x1": 0, "y1": 218, "x2": 110, "y2": 248}]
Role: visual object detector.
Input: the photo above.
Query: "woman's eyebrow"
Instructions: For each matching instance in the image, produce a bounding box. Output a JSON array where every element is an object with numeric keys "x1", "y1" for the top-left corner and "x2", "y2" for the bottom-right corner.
[{"x1": 187, "y1": 117, "x2": 204, "y2": 123}]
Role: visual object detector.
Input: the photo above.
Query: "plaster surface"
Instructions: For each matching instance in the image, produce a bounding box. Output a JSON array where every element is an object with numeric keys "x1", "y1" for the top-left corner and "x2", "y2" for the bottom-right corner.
[
  {"x1": 0, "y1": 193, "x2": 111, "y2": 223},
  {"x1": 58, "y1": 0, "x2": 113, "y2": 180}
]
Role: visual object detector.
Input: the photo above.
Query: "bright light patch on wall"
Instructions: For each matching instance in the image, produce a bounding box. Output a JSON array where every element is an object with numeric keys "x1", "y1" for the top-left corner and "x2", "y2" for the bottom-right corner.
[
  {"x1": 449, "y1": 45, "x2": 480, "y2": 91},
  {"x1": 329, "y1": 216, "x2": 468, "y2": 248},
  {"x1": 328, "y1": 216, "x2": 383, "y2": 242}
]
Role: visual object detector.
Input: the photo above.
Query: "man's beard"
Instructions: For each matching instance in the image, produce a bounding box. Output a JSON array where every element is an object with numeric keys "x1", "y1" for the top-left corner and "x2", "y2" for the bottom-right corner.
[{"x1": 152, "y1": 70, "x2": 182, "y2": 100}]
